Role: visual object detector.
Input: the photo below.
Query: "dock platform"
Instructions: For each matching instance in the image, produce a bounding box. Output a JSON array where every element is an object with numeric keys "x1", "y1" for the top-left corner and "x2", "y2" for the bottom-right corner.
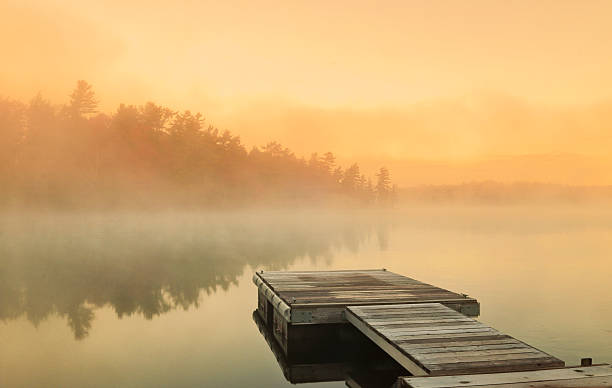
[
  {"x1": 254, "y1": 269, "x2": 480, "y2": 355},
  {"x1": 254, "y1": 269, "x2": 478, "y2": 324},
  {"x1": 345, "y1": 303, "x2": 564, "y2": 377}
]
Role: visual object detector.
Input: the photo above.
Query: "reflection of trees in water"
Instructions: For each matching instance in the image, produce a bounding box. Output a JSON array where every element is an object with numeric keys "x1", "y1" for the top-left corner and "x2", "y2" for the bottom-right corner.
[{"x1": 0, "y1": 212, "x2": 387, "y2": 339}]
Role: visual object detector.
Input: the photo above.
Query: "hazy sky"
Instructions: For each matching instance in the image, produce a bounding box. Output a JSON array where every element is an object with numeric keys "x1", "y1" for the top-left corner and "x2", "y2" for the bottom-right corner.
[{"x1": 2, "y1": 0, "x2": 612, "y2": 184}]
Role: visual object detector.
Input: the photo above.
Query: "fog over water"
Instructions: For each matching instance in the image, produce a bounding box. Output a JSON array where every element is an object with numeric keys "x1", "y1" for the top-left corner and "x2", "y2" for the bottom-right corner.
[
  {"x1": 1, "y1": 205, "x2": 611, "y2": 387},
  {"x1": 3, "y1": 2, "x2": 612, "y2": 386}
]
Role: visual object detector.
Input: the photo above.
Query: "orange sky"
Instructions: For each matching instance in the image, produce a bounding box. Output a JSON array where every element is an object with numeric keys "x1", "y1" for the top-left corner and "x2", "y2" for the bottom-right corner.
[{"x1": 2, "y1": 0, "x2": 612, "y2": 185}]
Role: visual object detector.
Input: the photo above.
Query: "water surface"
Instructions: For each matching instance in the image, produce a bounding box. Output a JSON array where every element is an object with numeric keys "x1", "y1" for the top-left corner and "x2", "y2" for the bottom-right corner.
[{"x1": 1, "y1": 206, "x2": 611, "y2": 387}]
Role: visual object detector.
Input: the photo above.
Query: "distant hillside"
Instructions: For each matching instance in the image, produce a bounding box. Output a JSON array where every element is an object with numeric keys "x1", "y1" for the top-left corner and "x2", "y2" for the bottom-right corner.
[
  {"x1": 402, "y1": 181, "x2": 612, "y2": 204},
  {"x1": 353, "y1": 154, "x2": 612, "y2": 186}
]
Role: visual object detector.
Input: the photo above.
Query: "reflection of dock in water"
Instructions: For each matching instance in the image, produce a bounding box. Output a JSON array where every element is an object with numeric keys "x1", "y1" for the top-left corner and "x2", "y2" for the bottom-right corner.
[
  {"x1": 252, "y1": 310, "x2": 403, "y2": 385},
  {"x1": 253, "y1": 269, "x2": 610, "y2": 388}
]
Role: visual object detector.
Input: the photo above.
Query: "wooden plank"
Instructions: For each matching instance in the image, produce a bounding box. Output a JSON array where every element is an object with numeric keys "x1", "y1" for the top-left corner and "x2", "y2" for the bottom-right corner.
[
  {"x1": 388, "y1": 329, "x2": 501, "y2": 340},
  {"x1": 498, "y1": 376, "x2": 612, "y2": 387},
  {"x1": 369, "y1": 319, "x2": 476, "y2": 327},
  {"x1": 374, "y1": 321, "x2": 483, "y2": 329},
  {"x1": 290, "y1": 299, "x2": 478, "y2": 308},
  {"x1": 419, "y1": 352, "x2": 554, "y2": 363},
  {"x1": 379, "y1": 323, "x2": 489, "y2": 333},
  {"x1": 407, "y1": 343, "x2": 530, "y2": 354},
  {"x1": 397, "y1": 364, "x2": 612, "y2": 388},
  {"x1": 346, "y1": 303, "x2": 564, "y2": 377},
  {"x1": 368, "y1": 316, "x2": 475, "y2": 323},
  {"x1": 259, "y1": 269, "x2": 385, "y2": 275},
  {"x1": 281, "y1": 288, "x2": 459, "y2": 294},
  {"x1": 413, "y1": 348, "x2": 542, "y2": 360},
  {"x1": 355, "y1": 309, "x2": 469, "y2": 316},
  {"x1": 272, "y1": 285, "x2": 433, "y2": 292},
  {"x1": 401, "y1": 339, "x2": 523, "y2": 350},
  {"x1": 353, "y1": 305, "x2": 458, "y2": 313},
  {"x1": 395, "y1": 334, "x2": 513, "y2": 344},
  {"x1": 426, "y1": 358, "x2": 565, "y2": 375},
  {"x1": 286, "y1": 292, "x2": 451, "y2": 297}
]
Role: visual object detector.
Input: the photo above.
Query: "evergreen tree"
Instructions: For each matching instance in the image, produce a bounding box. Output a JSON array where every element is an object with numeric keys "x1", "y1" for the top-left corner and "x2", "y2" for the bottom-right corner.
[
  {"x1": 376, "y1": 167, "x2": 391, "y2": 202},
  {"x1": 342, "y1": 163, "x2": 360, "y2": 192},
  {"x1": 68, "y1": 80, "x2": 98, "y2": 118},
  {"x1": 322, "y1": 152, "x2": 336, "y2": 174}
]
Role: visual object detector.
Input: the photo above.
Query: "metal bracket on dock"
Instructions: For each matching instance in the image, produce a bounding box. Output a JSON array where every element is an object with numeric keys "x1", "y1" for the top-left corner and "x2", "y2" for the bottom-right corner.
[
  {"x1": 253, "y1": 273, "x2": 291, "y2": 321},
  {"x1": 458, "y1": 302, "x2": 481, "y2": 317},
  {"x1": 291, "y1": 310, "x2": 313, "y2": 324}
]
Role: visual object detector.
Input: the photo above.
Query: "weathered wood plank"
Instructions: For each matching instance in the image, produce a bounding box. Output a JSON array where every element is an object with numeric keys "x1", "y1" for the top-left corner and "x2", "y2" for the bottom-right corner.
[
  {"x1": 395, "y1": 334, "x2": 513, "y2": 344},
  {"x1": 407, "y1": 343, "x2": 529, "y2": 354},
  {"x1": 419, "y1": 352, "x2": 554, "y2": 363},
  {"x1": 354, "y1": 310, "x2": 469, "y2": 317},
  {"x1": 291, "y1": 299, "x2": 478, "y2": 308},
  {"x1": 374, "y1": 321, "x2": 482, "y2": 330},
  {"x1": 412, "y1": 348, "x2": 540, "y2": 359},
  {"x1": 387, "y1": 328, "x2": 500, "y2": 339},
  {"x1": 401, "y1": 339, "x2": 523, "y2": 349},
  {"x1": 426, "y1": 357, "x2": 565, "y2": 374},
  {"x1": 498, "y1": 376, "x2": 612, "y2": 387},
  {"x1": 369, "y1": 319, "x2": 476, "y2": 327},
  {"x1": 397, "y1": 364, "x2": 612, "y2": 388},
  {"x1": 379, "y1": 323, "x2": 489, "y2": 333}
]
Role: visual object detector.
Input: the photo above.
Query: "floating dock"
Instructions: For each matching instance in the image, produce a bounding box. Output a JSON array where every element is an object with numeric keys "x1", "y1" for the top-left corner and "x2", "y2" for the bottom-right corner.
[
  {"x1": 253, "y1": 269, "x2": 607, "y2": 388},
  {"x1": 253, "y1": 269, "x2": 479, "y2": 354},
  {"x1": 346, "y1": 303, "x2": 563, "y2": 376},
  {"x1": 254, "y1": 269, "x2": 480, "y2": 325}
]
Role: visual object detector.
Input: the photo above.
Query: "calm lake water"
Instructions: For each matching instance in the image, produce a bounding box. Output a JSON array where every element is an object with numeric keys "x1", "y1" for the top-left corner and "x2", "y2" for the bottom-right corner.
[{"x1": 1, "y1": 205, "x2": 611, "y2": 387}]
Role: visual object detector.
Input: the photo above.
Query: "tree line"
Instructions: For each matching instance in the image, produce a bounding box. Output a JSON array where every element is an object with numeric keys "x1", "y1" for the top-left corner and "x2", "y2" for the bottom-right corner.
[{"x1": 0, "y1": 81, "x2": 395, "y2": 208}]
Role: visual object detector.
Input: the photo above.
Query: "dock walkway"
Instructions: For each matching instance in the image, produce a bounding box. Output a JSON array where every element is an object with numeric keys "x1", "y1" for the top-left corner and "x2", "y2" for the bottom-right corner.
[
  {"x1": 345, "y1": 303, "x2": 564, "y2": 376},
  {"x1": 396, "y1": 364, "x2": 612, "y2": 388}
]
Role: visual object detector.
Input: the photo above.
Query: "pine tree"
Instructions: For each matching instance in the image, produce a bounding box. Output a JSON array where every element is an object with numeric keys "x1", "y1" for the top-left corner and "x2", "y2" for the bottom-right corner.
[
  {"x1": 322, "y1": 152, "x2": 336, "y2": 174},
  {"x1": 375, "y1": 167, "x2": 391, "y2": 203},
  {"x1": 68, "y1": 80, "x2": 98, "y2": 118},
  {"x1": 342, "y1": 163, "x2": 360, "y2": 192}
]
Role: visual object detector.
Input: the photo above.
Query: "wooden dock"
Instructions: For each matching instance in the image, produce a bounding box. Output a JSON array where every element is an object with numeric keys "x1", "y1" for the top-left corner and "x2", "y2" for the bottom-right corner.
[
  {"x1": 252, "y1": 269, "x2": 607, "y2": 388},
  {"x1": 254, "y1": 270, "x2": 479, "y2": 326},
  {"x1": 254, "y1": 269, "x2": 479, "y2": 355},
  {"x1": 345, "y1": 303, "x2": 564, "y2": 376}
]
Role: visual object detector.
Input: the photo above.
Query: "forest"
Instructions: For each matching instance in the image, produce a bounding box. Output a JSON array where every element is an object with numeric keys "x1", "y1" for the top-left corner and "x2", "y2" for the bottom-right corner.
[{"x1": 0, "y1": 81, "x2": 395, "y2": 209}]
